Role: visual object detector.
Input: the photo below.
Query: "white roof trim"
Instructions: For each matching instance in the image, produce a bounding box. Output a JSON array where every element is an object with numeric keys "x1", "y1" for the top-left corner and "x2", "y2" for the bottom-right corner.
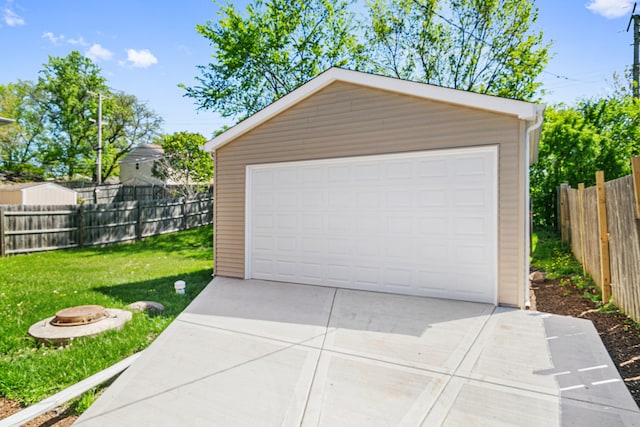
[
  {"x1": 204, "y1": 67, "x2": 544, "y2": 152},
  {"x1": 0, "y1": 116, "x2": 15, "y2": 126}
]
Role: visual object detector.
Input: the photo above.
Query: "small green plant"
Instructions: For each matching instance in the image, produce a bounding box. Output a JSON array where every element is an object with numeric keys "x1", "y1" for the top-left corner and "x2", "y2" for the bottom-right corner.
[
  {"x1": 70, "y1": 387, "x2": 104, "y2": 414},
  {"x1": 583, "y1": 290, "x2": 601, "y2": 304}
]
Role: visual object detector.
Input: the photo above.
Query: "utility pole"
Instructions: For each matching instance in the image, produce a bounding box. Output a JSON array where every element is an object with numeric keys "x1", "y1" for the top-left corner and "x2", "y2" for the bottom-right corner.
[
  {"x1": 89, "y1": 91, "x2": 106, "y2": 184},
  {"x1": 628, "y1": 3, "x2": 640, "y2": 98}
]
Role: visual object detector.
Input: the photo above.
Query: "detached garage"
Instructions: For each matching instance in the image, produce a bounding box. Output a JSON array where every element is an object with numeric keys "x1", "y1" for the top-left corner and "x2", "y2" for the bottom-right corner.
[{"x1": 204, "y1": 68, "x2": 544, "y2": 307}]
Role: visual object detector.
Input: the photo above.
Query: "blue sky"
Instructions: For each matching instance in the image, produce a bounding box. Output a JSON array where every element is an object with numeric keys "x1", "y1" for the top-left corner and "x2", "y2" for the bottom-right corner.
[{"x1": 0, "y1": 0, "x2": 637, "y2": 139}]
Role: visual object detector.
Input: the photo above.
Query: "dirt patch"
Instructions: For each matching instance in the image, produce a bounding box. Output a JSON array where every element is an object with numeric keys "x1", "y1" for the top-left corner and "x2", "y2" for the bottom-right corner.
[
  {"x1": 531, "y1": 276, "x2": 640, "y2": 406},
  {"x1": 0, "y1": 398, "x2": 77, "y2": 426}
]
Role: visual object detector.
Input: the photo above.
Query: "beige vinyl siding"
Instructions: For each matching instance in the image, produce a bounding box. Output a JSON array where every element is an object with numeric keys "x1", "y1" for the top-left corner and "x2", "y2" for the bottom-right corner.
[
  {"x1": 214, "y1": 81, "x2": 525, "y2": 306},
  {"x1": 0, "y1": 190, "x2": 22, "y2": 204}
]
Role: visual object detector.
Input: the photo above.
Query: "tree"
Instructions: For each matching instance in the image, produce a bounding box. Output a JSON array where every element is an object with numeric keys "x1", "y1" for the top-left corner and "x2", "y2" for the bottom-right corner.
[
  {"x1": 37, "y1": 51, "x2": 108, "y2": 178},
  {"x1": 530, "y1": 97, "x2": 640, "y2": 228},
  {"x1": 0, "y1": 81, "x2": 47, "y2": 176},
  {"x1": 366, "y1": 0, "x2": 551, "y2": 101},
  {"x1": 182, "y1": 0, "x2": 365, "y2": 119},
  {"x1": 99, "y1": 92, "x2": 163, "y2": 180},
  {"x1": 152, "y1": 132, "x2": 213, "y2": 197}
]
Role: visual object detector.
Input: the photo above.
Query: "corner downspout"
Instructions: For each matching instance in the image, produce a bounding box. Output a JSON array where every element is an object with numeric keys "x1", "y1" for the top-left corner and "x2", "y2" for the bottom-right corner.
[{"x1": 524, "y1": 109, "x2": 544, "y2": 308}]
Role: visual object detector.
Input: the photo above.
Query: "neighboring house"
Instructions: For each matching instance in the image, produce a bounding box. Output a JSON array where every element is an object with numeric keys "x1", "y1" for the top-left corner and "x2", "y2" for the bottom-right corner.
[
  {"x1": 204, "y1": 67, "x2": 544, "y2": 308},
  {"x1": 0, "y1": 182, "x2": 77, "y2": 205},
  {"x1": 119, "y1": 144, "x2": 165, "y2": 185}
]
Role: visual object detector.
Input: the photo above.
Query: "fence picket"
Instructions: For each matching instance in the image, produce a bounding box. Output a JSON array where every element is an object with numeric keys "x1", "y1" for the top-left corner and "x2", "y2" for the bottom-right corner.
[
  {"x1": 559, "y1": 170, "x2": 640, "y2": 323},
  {"x1": 0, "y1": 195, "x2": 212, "y2": 256}
]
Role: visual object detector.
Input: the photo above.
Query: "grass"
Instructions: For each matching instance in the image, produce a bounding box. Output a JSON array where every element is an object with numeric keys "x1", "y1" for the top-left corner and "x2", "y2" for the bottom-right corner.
[
  {"x1": 0, "y1": 225, "x2": 213, "y2": 406},
  {"x1": 530, "y1": 228, "x2": 606, "y2": 306}
]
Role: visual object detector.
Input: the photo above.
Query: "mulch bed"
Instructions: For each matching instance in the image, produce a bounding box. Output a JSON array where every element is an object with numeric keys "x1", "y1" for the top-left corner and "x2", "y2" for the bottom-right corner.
[{"x1": 531, "y1": 276, "x2": 640, "y2": 407}]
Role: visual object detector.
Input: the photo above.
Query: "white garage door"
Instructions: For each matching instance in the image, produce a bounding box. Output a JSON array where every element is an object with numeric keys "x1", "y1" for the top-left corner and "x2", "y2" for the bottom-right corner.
[{"x1": 246, "y1": 146, "x2": 497, "y2": 304}]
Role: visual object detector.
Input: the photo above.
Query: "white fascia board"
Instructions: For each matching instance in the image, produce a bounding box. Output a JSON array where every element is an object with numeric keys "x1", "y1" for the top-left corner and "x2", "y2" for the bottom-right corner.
[{"x1": 203, "y1": 67, "x2": 544, "y2": 152}]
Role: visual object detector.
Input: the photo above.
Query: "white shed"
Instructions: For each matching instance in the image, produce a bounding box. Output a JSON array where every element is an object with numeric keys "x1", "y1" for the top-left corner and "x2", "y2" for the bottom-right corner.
[{"x1": 0, "y1": 182, "x2": 78, "y2": 205}]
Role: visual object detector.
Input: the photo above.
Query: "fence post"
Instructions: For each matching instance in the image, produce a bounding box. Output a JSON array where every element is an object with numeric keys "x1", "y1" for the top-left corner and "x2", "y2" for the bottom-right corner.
[
  {"x1": 183, "y1": 198, "x2": 188, "y2": 230},
  {"x1": 136, "y1": 201, "x2": 142, "y2": 240},
  {"x1": 559, "y1": 182, "x2": 569, "y2": 242},
  {"x1": 77, "y1": 205, "x2": 85, "y2": 248},
  {"x1": 578, "y1": 183, "x2": 586, "y2": 273},
  {"x1": 596, "y1": 171, "x2": 612, "y2": 303},
  {"x1": 632, "y1": 156, "x2": 640, "y2": 219},
  {"x1": 0, "y1": 207, "x2": 5, "y2": 257}
]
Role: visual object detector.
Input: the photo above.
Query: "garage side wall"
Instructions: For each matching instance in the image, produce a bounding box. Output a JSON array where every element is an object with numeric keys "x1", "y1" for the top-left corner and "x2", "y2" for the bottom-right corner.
[
  {"x1": 25, "y1": 185, "x2": 77, "y2": 205},
  {"x1": 214, "y1": 82, "x2": 524, "y2": 306},
  {"x1": 0, "y1": 190, "x2": 22, "y2": 204}
]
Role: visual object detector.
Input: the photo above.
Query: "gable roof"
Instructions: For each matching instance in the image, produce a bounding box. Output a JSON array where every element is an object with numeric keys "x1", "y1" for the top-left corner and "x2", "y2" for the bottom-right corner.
[
  {"x1": 0, "y1": 182, "x2": 77, "y2": 194},
  {"x1": 119, "y1": 143, "x2": 164, "y2": 165},
  {"x1": 203, "y1": 67, "x2": 545, "y2": 162}
]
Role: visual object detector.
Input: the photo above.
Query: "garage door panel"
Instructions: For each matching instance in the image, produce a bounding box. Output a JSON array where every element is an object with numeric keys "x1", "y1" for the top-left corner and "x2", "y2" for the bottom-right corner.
[
  {"x1": 248, "y1": 147, "x2": 497, "y2": 304},
  {"x1": 454, "y1": 216, "x2": 489, "y2": 236},
  {"x1": 419, "y1": 189, "x2": 448, "y2": 207},
  {"x1": 418, "y1": 159, "x2": 447, "y2": 177},
  {"x1": 277, "y1": 237, "x2": 297, "y2": 252}
]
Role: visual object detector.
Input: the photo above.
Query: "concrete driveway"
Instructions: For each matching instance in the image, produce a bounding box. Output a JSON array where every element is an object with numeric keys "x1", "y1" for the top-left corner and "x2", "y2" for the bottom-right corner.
[{"x1": 75, "y1": 277, "x2": 640, "y2": 426}]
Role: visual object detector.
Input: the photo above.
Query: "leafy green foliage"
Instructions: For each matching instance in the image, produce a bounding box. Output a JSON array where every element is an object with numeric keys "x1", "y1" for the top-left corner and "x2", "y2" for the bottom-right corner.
[
  {"x1": 366, "y1": 0, "x2": 550, "y2": 101},
  {"x1": 184, "y1": 0, "x2": 549, "y2": 121},
  {"x1": 182, "y1": 0, "x2": 365, "y2": 119},
  {"x1": 152, "y1": 132, "x2": 213, "y2": 197},
  {"x1": 36, "y1": 51, "x2": 108, "y2": 178},
  {"x1": 100, "y1": 92, "x2": 163, "y2": 180},
  {"x1": 530, "y1": 97, "x2": 640, "y2": 227},
  {"x1": 0, "y1": 81, "x2": 47, "y2": 176},
  {"x1": 0, "y1": 225, "x2": 212, "y2": 405},
  {"x1": 1, "y1": 51, "x2": 162, "y2": 181}
]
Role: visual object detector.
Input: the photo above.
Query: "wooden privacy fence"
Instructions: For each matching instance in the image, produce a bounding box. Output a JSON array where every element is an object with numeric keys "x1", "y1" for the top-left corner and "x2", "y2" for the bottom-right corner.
[
  {"x1": 558, "y1": 157, "x2": 640, "y2": 323},
  {"x1": 60, "y1": 183, "x2": 213, "y2": 205},
  {"x1": 0, "y1": 195, "x2": 213, "y2": 256}
]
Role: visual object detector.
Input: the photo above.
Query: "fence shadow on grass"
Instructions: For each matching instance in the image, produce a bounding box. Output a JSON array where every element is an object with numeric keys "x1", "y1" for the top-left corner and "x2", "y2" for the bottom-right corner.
[
  {"x1": 74, "y1": 225, "x2": 213, "y2": 262},
  {"x1": 94, "y1": 269, "x2": 212, "y2": 318}
]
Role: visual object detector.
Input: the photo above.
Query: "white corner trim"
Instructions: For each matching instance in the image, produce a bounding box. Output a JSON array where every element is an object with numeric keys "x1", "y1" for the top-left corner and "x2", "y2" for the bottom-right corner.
[{"x1": 244, "y1": 165, "x2": 253, "y2": 280}]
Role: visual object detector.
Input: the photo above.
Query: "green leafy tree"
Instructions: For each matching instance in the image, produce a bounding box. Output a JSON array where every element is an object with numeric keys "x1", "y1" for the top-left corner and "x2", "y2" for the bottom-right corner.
[
  {"x1": 366, "y1": 0, "x2": 550, "y2": 100},
  {"x1": 99, "y1": 92, "x2": 163, "y2": 180},
  {"x1": 37, "y1": 51, "x2": 108, "y2": 178},
  {"x1": 530, "y1": 98, "x2": 640, "y2": 228},
  {"x1": 152, "y1": 132, "x2": 213, "y2": 197},
  {"x1": 0, "y1": 81, "x2": 47, "y2": 176},
  {"x1": 182, "y1": 0, "x2": 365, "y2": 119}
]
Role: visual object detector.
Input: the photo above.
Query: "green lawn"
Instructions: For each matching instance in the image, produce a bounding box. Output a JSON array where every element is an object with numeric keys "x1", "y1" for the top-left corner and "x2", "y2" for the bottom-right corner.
[
  {"x1": 0, "y1": 225, "x2": 213, "y2": 405},
  {"x1": 531, "y1": 229, "x2": 601, "y2": 302}
]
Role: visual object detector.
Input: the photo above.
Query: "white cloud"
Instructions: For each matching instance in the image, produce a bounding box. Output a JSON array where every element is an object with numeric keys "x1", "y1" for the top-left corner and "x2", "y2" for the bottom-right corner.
[
  {"x1": 67, "y1": 36, "x2": 88, "y2": 46},
  {"x1": 586, "y1": 0, "x2": 634, "y2": 19},
  {"x1": 125, "y1": 49, "x2": 158, "y2": 68},
  {"x1": 42, "y1": 31, "x2": 64, "y2": 44},
  {"x1": 4, "y1": 8, "x2": 25, "y2": 26},
  {"x1": 85, "y1": 44, "x2": 113, "y2": 62}
]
